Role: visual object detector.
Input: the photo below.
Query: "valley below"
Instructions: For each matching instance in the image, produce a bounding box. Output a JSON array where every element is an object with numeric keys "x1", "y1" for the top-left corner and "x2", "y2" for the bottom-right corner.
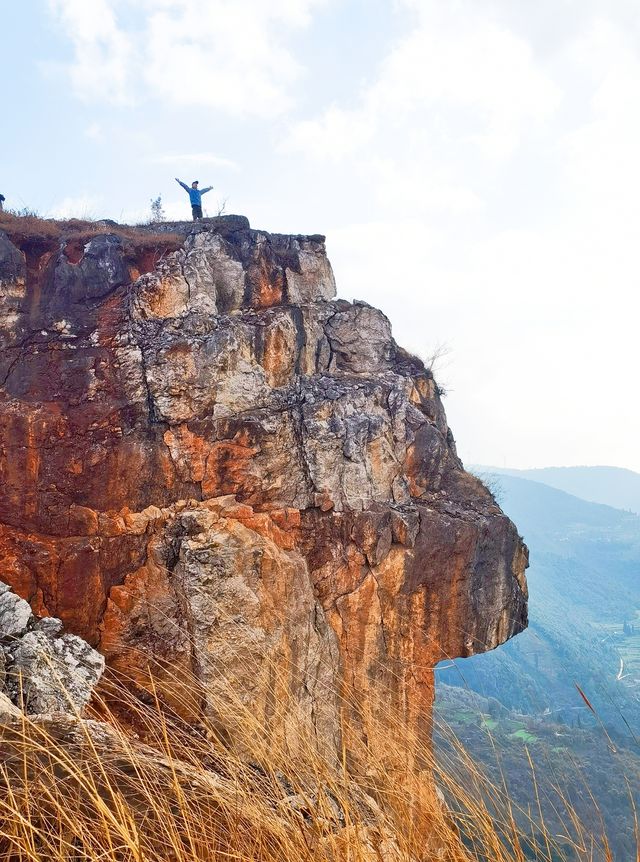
[{"x1": 436, "y1": 469, "x2": 640, "y2": 860}]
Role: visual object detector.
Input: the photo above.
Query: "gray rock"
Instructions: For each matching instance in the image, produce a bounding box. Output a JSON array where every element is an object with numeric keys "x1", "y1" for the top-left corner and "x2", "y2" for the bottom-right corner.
[
  {"x1": 326, "y1": 302, "x2": 394, "y2": 373},
  {"x1": 138, "y1": 215, "x2": 251, "y2": 237},
  {"x1": 285, "y1": 240, "x2": 336, "y2": 304},
  {"x1": 0, "y1": 691, "x2": 20, "y2": 719},
  {"x1": 0, "y1": 590, "x2": 33, "y2": 638},
  {"x1": 0, "y1": 580, "x2": 104, "y2": 716},
  {"x1": 34, "y1": 617, "x2": 64, "y2": 638},
  {"x1": 9, "y1": 631, "x2": 105, "y2": 715}
]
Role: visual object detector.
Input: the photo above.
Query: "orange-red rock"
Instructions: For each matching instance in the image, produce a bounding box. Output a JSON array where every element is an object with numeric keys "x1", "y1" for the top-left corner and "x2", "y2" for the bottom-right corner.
[{"x1": 0, "y1": 216, "x2": 527, "y2": 758}]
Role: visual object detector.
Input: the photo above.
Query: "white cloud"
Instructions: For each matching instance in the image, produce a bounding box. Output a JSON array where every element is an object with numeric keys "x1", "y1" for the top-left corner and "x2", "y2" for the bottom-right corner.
[
  {"x1": 48, "y1": 0, "x2": 134, "y2": 104},
  {"x1": 48, "y1": 194, "x2": 103, "y2": 219},
  {"x1": 560, "y1": 19, "x2": 640, "y2": 229},
  {"x1": 286, "y1": 0, "x2": 562, "y2": 217},
  {"x1": 373, "y1": 10, "x2": 560, "y2": 145},
  {"x1": 37, "y1": 0, "x2": 640, "y2": 469},
  {"x1": 84, "y1": 122, "x2": 102, "y2": 139},
  {"x1": 151, "y1": 152, "x2": 239, "y2": 170},
  {"x1": 290, "y1": 105, "x2": 376, "y2": 161},
  {"x1": 47, "y1": 0, "x2": 329, "y2": 115},
  {"x1": 300, "y1": 2, "x2": 640, "y2": 470}
]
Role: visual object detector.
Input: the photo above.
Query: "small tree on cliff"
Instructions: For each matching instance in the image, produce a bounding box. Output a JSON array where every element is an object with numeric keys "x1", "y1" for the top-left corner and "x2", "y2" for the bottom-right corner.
[{"x1": 150, "y1": 195, "x2": 165, "y2": 222}]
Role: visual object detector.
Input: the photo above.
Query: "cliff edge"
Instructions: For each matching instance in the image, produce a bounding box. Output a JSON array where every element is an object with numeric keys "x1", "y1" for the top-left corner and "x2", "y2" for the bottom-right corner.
[{"x1": 0, "y1": 213, "x2": 528, "y2": 757}]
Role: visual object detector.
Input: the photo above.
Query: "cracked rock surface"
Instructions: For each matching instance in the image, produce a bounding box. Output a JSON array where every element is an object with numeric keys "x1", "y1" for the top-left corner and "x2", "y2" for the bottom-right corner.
[
  {"x1": 0, "y1": 215, "x2": 527, "y2": 756},
  {"x1": 0, "y1": 580, "x2": 104, "y2": 716}
]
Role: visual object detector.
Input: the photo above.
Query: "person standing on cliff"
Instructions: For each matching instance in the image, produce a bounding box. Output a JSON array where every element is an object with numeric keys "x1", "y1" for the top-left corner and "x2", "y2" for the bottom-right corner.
[
  {"x1": 175, "y1": 178, "x2": 212, "y2": 221},
  {"x1": 0, "y1": 193, "x2": 5, "y2": 212}
]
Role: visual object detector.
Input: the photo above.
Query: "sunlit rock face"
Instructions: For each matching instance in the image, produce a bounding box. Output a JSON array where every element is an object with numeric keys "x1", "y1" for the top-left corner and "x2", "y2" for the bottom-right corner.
[{"x1": 0, "y1": 216, "x2": 528, "y2": 754}]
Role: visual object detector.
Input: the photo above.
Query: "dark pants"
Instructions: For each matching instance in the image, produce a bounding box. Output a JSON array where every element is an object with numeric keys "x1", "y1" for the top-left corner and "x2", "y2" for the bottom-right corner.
[{"x1": 192, "y1": 205, "x2": 203, "y2": 221}]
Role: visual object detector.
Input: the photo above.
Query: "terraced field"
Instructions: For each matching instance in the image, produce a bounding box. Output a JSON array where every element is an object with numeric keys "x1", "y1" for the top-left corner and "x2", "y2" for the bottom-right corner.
[{"x1": 594, "y1": 613, "x2": 640, "y2": 684}]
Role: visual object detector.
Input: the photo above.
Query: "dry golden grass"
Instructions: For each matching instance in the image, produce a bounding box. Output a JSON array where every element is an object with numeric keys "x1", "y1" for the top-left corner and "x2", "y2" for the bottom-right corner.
[
  {"x1": 0, "y1": 660, "x2": 623, "y2": 862},
  {"x1": 0, "y1": 210, "x2": 182, "y2": 257}
]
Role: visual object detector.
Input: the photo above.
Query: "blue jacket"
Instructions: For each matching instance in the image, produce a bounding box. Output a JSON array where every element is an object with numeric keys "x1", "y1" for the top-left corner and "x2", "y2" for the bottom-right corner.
[{"x1": 177, "y1": 180, "x2": 212, "y2": 206}]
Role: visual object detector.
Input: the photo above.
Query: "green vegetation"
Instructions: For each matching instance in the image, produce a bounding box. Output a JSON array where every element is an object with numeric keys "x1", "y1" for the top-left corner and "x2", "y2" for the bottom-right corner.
[
  {"x1": 510, "y1": 728, "x2": 539, "y2": 743},
  {"x1": 435, "y1": 685, "x2": 640, "y2": 861},
  {"x1": 594, "y1": 614, "x2": 640, "y2": 681},
  {"x1": 436, "y1": 471, "x2": 640, "y2": 861}
]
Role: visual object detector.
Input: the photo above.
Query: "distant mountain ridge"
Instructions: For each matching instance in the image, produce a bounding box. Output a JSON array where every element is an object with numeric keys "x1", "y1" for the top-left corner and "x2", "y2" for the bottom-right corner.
[
  {"x1": 472, "y1": 464, "x2": 640, "y2": 514},
  {"x1": 437, "y1": 472, "x2": 640, "y2": 721}
]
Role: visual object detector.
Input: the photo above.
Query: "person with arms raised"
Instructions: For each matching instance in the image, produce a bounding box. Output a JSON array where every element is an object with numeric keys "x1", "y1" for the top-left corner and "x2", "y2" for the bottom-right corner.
[{"x1": 175, "y1": 178, "x2": 212, "y2": 221}]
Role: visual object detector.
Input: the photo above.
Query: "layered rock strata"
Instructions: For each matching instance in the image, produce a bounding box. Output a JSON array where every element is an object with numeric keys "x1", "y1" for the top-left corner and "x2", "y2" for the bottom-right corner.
[{"x1": 0, "y1": 216, "x2": 528, "y2": 754}]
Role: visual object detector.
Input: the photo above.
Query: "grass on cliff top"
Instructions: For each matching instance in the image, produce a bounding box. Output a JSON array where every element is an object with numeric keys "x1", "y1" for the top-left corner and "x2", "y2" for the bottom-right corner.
[
  {"x1": 0, "y1": 657, "x2": 626, "y2": 862},
  {"x1": 0, "y1": 209, "x2": 181, "y2": 252}
]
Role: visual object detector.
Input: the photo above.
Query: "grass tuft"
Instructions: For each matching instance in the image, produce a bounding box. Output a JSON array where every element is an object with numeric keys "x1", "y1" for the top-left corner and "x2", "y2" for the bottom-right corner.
[
  {"x1": 0, "y1": 210, "x2": 182, "y2": 259},
  {"x1": 0, "y1": 661, "x2": 625, "y2": 862}
]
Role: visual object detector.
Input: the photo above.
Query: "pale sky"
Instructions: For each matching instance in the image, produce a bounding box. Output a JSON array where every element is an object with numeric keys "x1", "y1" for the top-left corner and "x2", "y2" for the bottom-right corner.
[{"x1": 3, "y1": 0, "x2": 640, "y2": 471}]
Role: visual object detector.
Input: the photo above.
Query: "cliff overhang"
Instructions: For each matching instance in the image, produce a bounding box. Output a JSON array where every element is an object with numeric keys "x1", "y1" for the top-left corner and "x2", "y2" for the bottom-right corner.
[{"x1": 0, "y1": 212, "x2": 528, "y2": 754}]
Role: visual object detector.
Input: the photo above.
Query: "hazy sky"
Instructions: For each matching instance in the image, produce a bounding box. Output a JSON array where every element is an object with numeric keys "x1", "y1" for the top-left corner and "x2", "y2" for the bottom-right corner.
[{"x1": 4, "y1": 0, "x2": 640, "y2": 471}]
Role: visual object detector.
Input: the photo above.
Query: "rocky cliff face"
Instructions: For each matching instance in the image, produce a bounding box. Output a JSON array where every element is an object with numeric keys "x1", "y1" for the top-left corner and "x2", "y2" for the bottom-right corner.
[{"x1": 0, "y1": 214, "x2": 527, "y2": 756}]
